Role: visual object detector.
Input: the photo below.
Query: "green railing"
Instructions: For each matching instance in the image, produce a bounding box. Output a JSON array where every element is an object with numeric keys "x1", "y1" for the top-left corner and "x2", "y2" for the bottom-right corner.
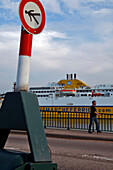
[{"x1": 41, "y1": 110, "x2": 113, "y2": 132}]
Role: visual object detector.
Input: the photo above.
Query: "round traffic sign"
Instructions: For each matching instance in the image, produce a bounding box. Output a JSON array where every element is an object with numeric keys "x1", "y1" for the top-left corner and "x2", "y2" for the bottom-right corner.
[{"x1": 19, "y1": 0, "x2": 46, "y2": 34}]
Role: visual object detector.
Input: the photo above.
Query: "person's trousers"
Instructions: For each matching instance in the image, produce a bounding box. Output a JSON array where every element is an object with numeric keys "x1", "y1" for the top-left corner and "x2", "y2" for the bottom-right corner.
[{"x1": 88, "y1": 116, "x2": 100, "y2": 132}]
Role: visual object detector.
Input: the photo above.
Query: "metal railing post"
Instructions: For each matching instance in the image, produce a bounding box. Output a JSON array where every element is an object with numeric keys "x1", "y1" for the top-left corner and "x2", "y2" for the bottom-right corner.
[
  {"x1": 44, "y1": 111, "x2": 46, "y2": 128},
  {"x1": 67, "y1": 112, "x2": 70, "y2": 130}
]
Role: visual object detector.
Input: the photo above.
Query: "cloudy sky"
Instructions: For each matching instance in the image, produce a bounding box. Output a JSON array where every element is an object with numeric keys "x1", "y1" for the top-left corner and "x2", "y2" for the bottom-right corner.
[{"x1": 0, "y1": 0, "x2": 113, "y2": 92}]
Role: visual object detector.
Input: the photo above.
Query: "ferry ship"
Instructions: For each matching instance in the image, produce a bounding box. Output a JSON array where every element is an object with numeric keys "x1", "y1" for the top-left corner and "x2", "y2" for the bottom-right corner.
[{"x1": 29, "y1": 74, "x2": 113, "y2": 114}]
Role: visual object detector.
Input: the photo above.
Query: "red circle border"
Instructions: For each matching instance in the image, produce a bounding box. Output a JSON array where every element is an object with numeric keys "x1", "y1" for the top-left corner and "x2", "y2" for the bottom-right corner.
[{"x1": 19, "y1": 0, "x2": 46, "y2": 34}]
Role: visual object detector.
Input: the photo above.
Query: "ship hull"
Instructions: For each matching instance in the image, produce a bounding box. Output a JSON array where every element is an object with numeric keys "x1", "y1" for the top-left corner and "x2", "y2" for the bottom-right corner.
[
  {"x1": 39, "y1": 96, "x2": 113, "y2": 114},
  {"x1": 40, "y1": 105, "x2": 113, "y2": 114}
]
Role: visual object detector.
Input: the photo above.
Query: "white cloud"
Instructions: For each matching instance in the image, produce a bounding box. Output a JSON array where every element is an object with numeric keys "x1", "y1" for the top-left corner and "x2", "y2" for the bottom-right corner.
[
  {"x1": 30, "y1": 29, "x2": 113, "y2": 85},
  {"x1": 0, "y1": 0, "x2": 113, "y2": 91},
  {"x1": 42, "y1": 0, "x2": 113, "y2": 20},
  {"x1": 0, "y1": 27, "x2": 113, "y2": 91},
  {"x1": 32, "y1": 31, "x2": 69, "y2": 70},
  {"x1": 0, "y1": 0, "x2": 19, "y2": 21},
  {"x1": 0, "y1": 28, "x2": 20, "y2": 91},
  {"x1": 61, "y1": 0, "x2": 79, "y2": 13},
  {"x1": 42, "y1": 0, "x2": 61, "y2": 14},
  {"x1": 93, "y1": 9, "x2": 112, "y2": 15},
  {"x1": 0, "y1": 0, "x2": 19, "y2": 10}
]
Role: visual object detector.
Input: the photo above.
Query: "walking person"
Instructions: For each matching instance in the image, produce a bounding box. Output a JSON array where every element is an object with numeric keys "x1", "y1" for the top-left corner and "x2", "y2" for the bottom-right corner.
[{"x1": 88, "y1": 100, "x2": 101, "y2": 133}]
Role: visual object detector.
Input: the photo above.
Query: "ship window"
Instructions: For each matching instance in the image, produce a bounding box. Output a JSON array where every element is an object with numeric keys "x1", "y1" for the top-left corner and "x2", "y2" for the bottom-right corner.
[
  {"x1": 37, "y1": 95, "x2": 49, "y2": 97},
  {"x1": 81, "y1": 94, "x2": 87, "y2": 96}
]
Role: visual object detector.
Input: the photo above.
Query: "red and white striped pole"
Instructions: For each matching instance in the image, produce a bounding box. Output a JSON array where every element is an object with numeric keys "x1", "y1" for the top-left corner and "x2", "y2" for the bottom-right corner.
[{"x1": 16, "y1": 26, "x2": 33, "y2": 91}]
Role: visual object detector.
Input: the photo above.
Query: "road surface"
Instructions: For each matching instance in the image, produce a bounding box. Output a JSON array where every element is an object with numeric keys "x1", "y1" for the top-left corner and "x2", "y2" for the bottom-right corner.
[{"x1": 5, "y1": 133, "x2": 113, "y2": 170}]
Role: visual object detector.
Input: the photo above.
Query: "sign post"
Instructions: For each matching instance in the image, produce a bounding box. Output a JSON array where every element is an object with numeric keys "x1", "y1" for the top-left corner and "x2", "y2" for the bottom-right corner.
[
  {"x1": 16, "y1": 0, "x2": 46, "y2": 91},
  {"x1": 16, "y1": 26, "x2": 33, "y2": 91}
]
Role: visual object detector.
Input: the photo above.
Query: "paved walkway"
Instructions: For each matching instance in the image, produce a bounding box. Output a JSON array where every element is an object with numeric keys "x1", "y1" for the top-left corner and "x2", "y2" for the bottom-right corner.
[
  {"x1": 11, "y1": 128, "x2": 113, "y2": 142},
  {"x1": 45, "y1": 128, "x2": 113, "y2": 142}
]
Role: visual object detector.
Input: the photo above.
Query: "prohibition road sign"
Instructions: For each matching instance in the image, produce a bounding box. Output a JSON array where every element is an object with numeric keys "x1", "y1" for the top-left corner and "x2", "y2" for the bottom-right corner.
[{"x1": 19, "y1": 0, "x2": 46, "y2": 34}]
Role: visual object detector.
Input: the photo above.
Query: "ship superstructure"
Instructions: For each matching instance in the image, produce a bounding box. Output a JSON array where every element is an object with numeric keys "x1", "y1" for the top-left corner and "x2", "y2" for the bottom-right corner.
[{"x1": 29, "y1": 74, "x2": 113, "y2": 113}]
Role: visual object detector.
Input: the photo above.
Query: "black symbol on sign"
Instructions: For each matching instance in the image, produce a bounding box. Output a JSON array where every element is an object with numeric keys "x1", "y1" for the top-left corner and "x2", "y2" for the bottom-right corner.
[{"x1": 25, "y1": 10, "x2": 40, "y2": 25}]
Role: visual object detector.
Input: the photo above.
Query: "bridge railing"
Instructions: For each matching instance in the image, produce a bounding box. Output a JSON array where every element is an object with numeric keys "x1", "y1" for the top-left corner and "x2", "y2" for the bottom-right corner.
[{"x1": 40, "y1": 110, "x2": 113, "y2": 132}]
